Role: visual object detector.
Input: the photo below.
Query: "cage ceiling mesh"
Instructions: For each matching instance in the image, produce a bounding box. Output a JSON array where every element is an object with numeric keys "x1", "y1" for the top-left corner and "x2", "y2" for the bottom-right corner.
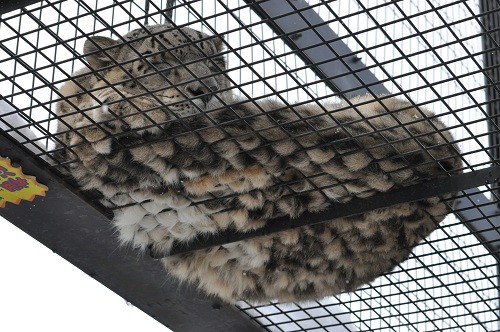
[{"x1": 0, "y1": 0, "x2": 499, "y2": 331}]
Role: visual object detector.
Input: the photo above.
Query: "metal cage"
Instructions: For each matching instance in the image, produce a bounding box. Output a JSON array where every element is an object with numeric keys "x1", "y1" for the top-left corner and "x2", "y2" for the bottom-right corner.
[{"x1": 1, "y1": 0, "x2": 499, "y2": 331}]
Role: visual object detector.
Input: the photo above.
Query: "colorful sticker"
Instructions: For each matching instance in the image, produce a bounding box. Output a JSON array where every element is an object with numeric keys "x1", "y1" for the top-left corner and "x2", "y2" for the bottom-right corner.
[{"x1": 0, "y1": 157, "x2": 48, "y2": 208}]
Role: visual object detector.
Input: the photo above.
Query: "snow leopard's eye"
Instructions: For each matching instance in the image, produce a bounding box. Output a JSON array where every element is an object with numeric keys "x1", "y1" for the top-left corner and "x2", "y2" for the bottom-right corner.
[
  {"x1": 151, "y1": 61, "x2": 172, "y2": 74},
  {"x1": 208, "y1": 56, "x2": 226, "y2": 72}
]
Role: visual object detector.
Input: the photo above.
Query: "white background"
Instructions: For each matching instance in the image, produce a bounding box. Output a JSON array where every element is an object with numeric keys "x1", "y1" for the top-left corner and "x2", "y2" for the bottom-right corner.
[{"x1": 0, "y1": 215, "x2": 170, "y2": 332}]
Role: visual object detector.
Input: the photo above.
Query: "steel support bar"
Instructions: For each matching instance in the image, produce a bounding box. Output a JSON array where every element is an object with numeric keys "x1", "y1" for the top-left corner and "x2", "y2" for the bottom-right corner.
[
  {"x1": 244, "y1": 0, "x2": 390, "y2": 98},
  {"x1": 0, "y1": 0, "x2": 42, "y2": 14},
  {"x1": 454, "y1": 188, "x2": 500, "y2": 257},
  {"x1": 480, "y1": 1, "x2": 500, "y2": 328},
  {"x1": 161, "y1": 166, "x2": 500, "y2": 257},
  {"x1": 481, "y1": 0, "x2": 500, "y2": 204},
  {"x1": 0, "y1": 131, "x2": 262, "y2": 332}
]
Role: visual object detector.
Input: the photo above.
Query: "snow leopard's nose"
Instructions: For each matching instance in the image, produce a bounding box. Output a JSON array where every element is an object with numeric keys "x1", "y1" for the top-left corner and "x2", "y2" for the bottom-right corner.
[{"x1": 185, "y1": 81, "x2": 218, "y2": 104}]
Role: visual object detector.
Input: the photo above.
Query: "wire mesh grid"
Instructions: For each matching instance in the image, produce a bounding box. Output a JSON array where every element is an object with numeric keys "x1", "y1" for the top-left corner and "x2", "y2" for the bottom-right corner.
[{"x1": 0, "y1": 0, "x2": 499, "y2": 331}]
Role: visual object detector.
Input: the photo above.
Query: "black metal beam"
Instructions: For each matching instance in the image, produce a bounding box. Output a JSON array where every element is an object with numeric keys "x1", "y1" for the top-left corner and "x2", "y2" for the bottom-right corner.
[
  {"x1": 0, "y1": 131, "x2": 262, "y2": 332},
  {"x1": 454, "y1": 188, "x2": 500, "y2": 258},
  {"x1": 0, "y1": 0, "x2": 42, "y2": 14},
  {"x1": 479, "y1": 1, "x2": 500, "y2": 328},
  {"x1": 244, "y1": 0, "x2": 390, "y2": 98},
  {"x1": 481, "y1": 0, "x2": 500, "y2": 204},
  {"x1": 159, "y1": 166, "x2": 500, "y2": 257}
]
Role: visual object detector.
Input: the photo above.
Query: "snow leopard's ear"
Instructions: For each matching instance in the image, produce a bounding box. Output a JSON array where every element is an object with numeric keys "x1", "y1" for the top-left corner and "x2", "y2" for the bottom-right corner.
[
  {"x1": 211, "y1": 35, "x2": 225, "y2": 54},
  {"x1": 83, "y1": 36, "x2": 120, "y2": 69}
]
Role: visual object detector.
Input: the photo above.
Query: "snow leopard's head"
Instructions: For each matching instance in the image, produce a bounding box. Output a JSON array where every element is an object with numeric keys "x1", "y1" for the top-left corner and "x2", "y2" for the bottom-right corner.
[{"x1": 56, "y1": 24, "x2": 231, "y2": 142}]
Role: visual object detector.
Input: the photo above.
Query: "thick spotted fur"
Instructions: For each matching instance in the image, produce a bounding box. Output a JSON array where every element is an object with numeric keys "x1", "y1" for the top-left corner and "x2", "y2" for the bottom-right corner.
[{"x1": 55, "y1": 24, "x2": 462, "y2": 302}]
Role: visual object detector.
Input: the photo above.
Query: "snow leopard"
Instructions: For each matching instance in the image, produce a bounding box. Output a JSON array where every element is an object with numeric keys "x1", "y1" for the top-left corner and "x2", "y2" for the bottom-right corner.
[{"x1": 55, "y1": 24, "x2": 462, "y2": 302}]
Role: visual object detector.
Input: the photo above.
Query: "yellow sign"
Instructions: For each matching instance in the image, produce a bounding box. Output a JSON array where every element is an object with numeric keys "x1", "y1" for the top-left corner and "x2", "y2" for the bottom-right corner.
[{"x1": 0, "y1": 157, "x2": 48, "y2": 208}]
